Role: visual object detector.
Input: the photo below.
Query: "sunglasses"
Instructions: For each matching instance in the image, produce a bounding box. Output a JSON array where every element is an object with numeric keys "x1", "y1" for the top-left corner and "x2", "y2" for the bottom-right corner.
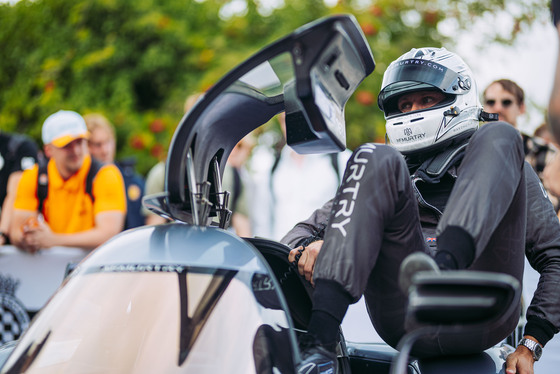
[{"x1": 485, "y1": 99, "x2": 514, "y2": 108}]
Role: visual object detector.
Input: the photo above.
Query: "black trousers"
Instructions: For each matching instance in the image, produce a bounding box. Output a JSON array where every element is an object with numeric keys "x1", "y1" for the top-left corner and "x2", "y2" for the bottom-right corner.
[{"x1": 314, "y1": 122, "x2": 526, "y2": 357}]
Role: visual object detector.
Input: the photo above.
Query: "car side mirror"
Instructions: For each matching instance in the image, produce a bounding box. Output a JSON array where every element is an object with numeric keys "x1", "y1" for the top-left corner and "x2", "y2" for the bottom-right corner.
[
  {"x1": 407, "y1": 270, "x2": 520, "y2": 328},
  {"x1": 390, "y1": 270, "x2": 521, "y2": 374},
  {"x1": 284, "y1": 19, "x2": 375, "y2": 153}
]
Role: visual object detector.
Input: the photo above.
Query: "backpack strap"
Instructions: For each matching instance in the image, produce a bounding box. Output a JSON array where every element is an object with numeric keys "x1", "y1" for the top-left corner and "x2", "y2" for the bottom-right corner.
[
  {"x1": 36, "y1": 158, "x2": 103, "y2": 213},
  {"x1": 36, "y1": 160, "x2": 49, "y2": 214},
  {"x1": 86, "y1": 158, "x2": 103, "y2": 203}
]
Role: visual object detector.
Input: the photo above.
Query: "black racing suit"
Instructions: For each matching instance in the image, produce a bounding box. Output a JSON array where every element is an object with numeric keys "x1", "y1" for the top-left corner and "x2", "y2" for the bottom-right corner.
[{"x1": 281, "y1": 122, "x2": 560, "y2": 357}]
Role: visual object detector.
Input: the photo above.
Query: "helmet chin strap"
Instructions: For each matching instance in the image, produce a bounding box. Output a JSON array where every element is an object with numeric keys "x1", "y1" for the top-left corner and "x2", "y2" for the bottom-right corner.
[
  {"x1": 478, "y1": 109, "x2": 499, "y2": 122},
  {"x1": 443, "y1": 107, "x2": 498, "y2": 122},
  {"x1": 442, "y1": 107, "x2": 499, "y2": 122}
]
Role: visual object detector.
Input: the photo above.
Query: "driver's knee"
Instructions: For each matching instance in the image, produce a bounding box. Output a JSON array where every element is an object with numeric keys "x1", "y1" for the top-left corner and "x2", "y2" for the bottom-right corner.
[
  {"x1": 343, "y1": 143, "x2": 408, "y2": 184},
  {"x1": 469, "y1": 122, "x2": 524, "y2": 163}
]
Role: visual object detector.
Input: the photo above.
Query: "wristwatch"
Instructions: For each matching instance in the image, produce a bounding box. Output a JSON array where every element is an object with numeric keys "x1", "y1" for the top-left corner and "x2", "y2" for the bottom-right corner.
[{"x1": 518, "y1": 338, "x2": 543, "y2": 361}]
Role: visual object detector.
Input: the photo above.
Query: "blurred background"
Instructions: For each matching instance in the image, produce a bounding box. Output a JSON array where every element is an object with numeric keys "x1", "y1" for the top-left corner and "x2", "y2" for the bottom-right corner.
[
  {"x1": 3, "y1": 2, "x2": 560, "y2": 368},
  {"x1": 0, "y1": 0, "x2": 553, "y2": 175}
]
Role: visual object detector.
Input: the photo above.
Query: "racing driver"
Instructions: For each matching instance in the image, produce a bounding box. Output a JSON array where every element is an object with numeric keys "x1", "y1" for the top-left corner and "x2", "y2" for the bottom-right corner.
[{"x1": 282, "y1": 47, "x2": 560, "y2": 374}]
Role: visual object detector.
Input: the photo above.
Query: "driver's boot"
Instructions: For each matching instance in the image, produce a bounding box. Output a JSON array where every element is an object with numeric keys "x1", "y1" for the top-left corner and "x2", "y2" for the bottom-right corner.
[{"x1": 297, "y1": 333, "x2": 337, "y2": 374}]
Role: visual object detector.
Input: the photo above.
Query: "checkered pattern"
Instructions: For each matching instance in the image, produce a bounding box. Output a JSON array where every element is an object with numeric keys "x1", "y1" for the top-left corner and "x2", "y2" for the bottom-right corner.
[{"x1": 1, "y1": 297, "x2": 30, "y2": 344}]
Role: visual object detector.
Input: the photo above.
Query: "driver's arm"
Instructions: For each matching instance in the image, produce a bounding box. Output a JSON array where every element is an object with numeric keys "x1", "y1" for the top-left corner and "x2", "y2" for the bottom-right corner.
[
  {"x1": 521, "y1": 165, "x2": 560, "y2": 362},
  {"x1": 288, "y1": 240, "x2": 324, "y2": 285},
  {"x1": 280, "y1": 198, "x2": 334, "y2": 248},
  {"x1": 281, "y1": 199, "x2": 333, "y2": 284}
]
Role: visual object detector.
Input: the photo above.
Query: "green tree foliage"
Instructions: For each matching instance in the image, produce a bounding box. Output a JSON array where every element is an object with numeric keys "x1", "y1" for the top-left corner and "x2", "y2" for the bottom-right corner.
[{"x1": 0, "y1": 0, "x2": 548, "y2": 173}]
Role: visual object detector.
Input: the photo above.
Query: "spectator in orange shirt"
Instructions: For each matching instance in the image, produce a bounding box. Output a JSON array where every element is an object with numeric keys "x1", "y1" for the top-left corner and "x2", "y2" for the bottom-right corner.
[{"x1": 10, "y1": 110, "x2": 127, "y2": 253}]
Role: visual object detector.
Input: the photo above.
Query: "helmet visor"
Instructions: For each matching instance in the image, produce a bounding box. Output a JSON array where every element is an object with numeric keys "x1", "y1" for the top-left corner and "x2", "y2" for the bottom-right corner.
[{"x1": 378, "y1": 59, "x2": 472, "y2": 111}]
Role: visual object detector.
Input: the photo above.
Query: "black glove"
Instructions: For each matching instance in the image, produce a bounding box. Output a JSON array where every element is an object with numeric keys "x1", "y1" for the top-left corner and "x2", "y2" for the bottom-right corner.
[{"x1": 552, "y1": 0, "x2": 560, "y2": 26}]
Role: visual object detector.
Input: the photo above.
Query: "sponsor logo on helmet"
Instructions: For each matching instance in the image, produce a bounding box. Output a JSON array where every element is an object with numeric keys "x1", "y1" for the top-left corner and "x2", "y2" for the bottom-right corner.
[
  {"x1": 396, "y1": 59, "x2": 445, "y2": 72},
  {"x1": 395, "y1": 131, "x2": 426, "y2": 143}
]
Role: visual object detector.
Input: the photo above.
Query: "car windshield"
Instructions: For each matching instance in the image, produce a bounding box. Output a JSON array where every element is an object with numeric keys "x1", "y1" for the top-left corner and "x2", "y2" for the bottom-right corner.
[{"x1": 2, "y1": 267, "x2": 289, "y2": 374}]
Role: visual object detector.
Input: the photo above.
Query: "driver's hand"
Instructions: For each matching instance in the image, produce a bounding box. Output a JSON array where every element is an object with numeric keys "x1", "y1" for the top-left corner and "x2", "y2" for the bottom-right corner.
[
  {"x1": 505, "y1": 345, "x2": 535, "y2": 374},
  {"x1": 288, "y1": 240, "x2": 324, "y2": 286}
]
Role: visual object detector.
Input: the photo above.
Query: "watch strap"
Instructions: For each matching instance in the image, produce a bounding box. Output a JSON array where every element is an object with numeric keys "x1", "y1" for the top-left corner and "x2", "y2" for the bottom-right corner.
[{"x1": 518, "y1": 338, "x2": 542, "y2": 361}]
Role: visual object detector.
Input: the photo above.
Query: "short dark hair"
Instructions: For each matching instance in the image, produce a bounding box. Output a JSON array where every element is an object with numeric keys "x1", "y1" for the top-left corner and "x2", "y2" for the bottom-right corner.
[{"x1": 483, "y1": 79, "x2": 524, "y2": 106}]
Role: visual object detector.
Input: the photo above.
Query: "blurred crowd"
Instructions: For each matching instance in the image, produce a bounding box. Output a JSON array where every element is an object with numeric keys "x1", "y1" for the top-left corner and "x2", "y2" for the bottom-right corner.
[
  {"x1": 2, "y1": 75, "x2": 560, "y2": 252},
  {"x1": 2, "y1": 13, "x2": 560, "y2": 365}
]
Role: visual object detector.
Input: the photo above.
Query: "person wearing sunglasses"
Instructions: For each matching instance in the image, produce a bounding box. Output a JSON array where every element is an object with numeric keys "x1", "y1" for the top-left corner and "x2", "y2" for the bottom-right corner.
[
  {"x1": 482, "y1": 79, "x2": 526, "y2": 128},
  {"x1": 483, "y1": 79, "x2": 540, "y2": 161}
]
